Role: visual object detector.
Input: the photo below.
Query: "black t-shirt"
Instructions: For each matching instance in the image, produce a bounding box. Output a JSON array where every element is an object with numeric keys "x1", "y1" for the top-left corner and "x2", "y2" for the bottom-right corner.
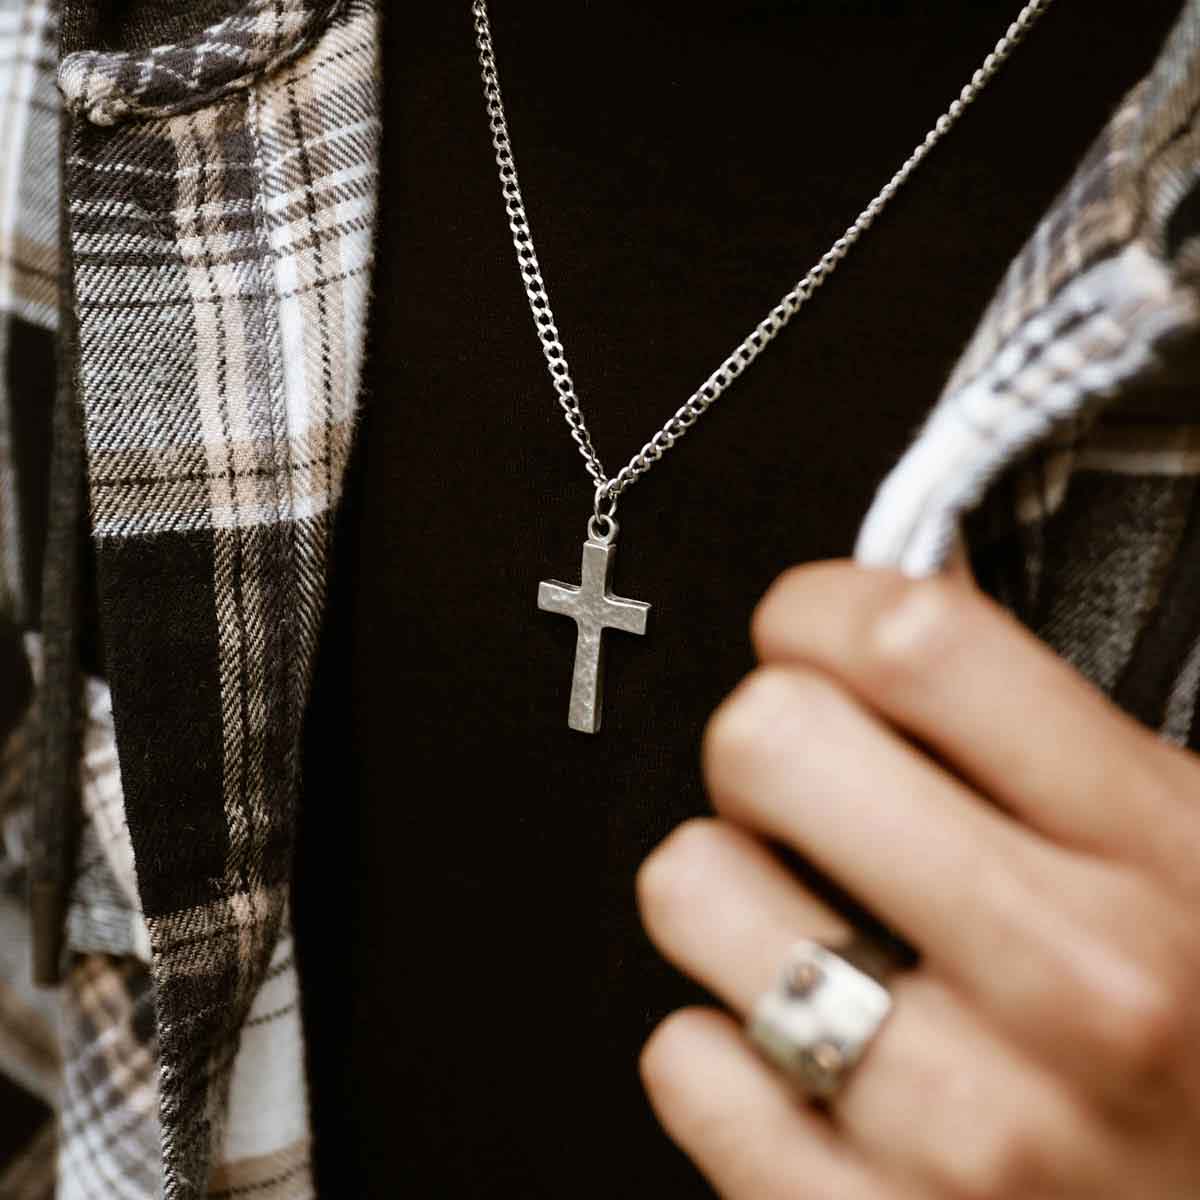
[{"x1": 294, "y1": 3, "x2": 1181, "y2": 1195}]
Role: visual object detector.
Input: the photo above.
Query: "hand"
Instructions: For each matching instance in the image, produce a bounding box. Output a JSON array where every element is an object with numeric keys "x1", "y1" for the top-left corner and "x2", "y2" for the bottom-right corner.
[{"x1": 636, "y1": 561, "x2": 1200, "y2": 1199}]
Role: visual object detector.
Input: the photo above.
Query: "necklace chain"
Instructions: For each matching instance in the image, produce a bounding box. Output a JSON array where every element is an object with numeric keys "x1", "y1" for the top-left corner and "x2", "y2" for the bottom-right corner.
[{"x1": 472, "y1": 0, "x2": 1055, "y2": 519}]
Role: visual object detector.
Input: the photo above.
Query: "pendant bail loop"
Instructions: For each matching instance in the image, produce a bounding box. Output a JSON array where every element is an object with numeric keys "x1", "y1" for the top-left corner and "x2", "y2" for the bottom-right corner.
[
  {"x1": 587, "y1": 513, "x2": 618, "y2": 544},
  {"x1": 593, "y1": 480, "x2": 618, "y2": 522}
]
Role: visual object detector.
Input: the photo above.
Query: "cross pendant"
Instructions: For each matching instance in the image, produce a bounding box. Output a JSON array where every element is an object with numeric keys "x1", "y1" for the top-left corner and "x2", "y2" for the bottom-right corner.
[{"x1": 538, "y1": 523, "x2": 650, "y2": 734}]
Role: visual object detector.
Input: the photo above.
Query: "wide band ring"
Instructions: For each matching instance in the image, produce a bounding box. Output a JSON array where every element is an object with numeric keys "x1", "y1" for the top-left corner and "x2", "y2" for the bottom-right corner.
[{"x1": 747, "y1": 935, "x2": 897, "y2": 1100}]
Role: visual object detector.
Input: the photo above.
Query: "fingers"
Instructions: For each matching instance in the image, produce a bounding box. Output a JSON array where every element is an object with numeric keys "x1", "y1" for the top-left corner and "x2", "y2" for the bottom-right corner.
[
  {"x1": 700, "y1": 665, "x2": 1056, "y2": 1005},
  {"x1": 699, "y1": 670, "x2": 1188, "y2": 1099},
  {"x1": 640, "y1": 1008, "x2": 890, "y2": 1200},
  {"x1": 750, "y1": 561, "x2": 1185, "y2": 861},
  {"x1": 639, "y1": 820, "x2": 1108, "y2": 1200},
  {"x1": 836, "y1": 972, "x2": 1108, "y2": 1200},
  {"x1": 637, "y1": 818, "x2": 847, "y2": 1012},
  {"x1": 640, "y1": 558, "x2": 1200, "y2": 1200}
]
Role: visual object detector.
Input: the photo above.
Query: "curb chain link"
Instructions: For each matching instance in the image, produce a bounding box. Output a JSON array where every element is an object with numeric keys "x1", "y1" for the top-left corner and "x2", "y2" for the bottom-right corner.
[{"x1": 472, "y1": 0, "x2": 1055, "y2": 517}]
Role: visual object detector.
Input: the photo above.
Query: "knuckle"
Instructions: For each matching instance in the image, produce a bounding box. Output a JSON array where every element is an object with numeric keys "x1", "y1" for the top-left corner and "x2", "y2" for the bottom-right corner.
[
  {"x1": 1014, "y1": 869, "x2": 1191, "y2": 1089},
  {"x1": 642, "y1": 1011, "x2": 772, "y2": 1195},
  {"x1": 1037, "y1": 893, "x2": 1189, "y2": 1082},
  {"x1": 861, "y1": 577, "x2": 966, "y2": 694},
  {"x1": 1127, "y1": 755, "x2": 1200, "y2": 895},
  {"x1": 942, "y1": 1122, "x2": 1047, "y2": 1200},
  {"x1": 636, "y1": 818, "x2": 725, "y2": 927},
  {"x1": 639, "y1": 1007, "x2": 710, "y2": 1102},
  {"x1": 750, "y1": 564, "x2": 809, "y2": 652},
  {"x1": 701, "y1": 667, "x2": 793, "y2": 794},
  {"x1": 1077, "y1": 965, "x2": 1185, "y2": 1079},
  {"x1": 702, "y1": 667, "x2": 842, "y2": 813}
]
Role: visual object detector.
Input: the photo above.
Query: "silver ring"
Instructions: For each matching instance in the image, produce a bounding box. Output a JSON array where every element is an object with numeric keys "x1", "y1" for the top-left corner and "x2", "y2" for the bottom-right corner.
[{"x1": 747, "y1": 936, "x2": 896, "y2": 1100}]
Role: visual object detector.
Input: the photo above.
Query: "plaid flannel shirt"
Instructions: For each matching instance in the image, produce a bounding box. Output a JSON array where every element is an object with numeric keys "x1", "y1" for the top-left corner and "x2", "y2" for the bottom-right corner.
[
  {"x1": 2, "y1": 0, "x2": 1200, "y2": 1195},
  {"x1": 2, "y1": 0, "x2": 380, "y2": 1196}
]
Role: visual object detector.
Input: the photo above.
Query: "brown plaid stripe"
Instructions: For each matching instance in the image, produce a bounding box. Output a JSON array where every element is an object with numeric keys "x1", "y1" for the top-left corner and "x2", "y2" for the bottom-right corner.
[{"x1": 207, "y1": 1138, "x2": 311, "y2": 1200}]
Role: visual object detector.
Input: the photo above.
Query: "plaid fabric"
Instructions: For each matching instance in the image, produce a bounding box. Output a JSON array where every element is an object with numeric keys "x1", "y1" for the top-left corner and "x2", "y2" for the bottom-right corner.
[
  {"x1": 59, "y1": 0, "x2": 379, "y2": 1193},
  {"x1": 0, "y1": 1, "x2": 63, "y2": 1193},
  {"x1": 56, "y1": 931, "x2": 308, "y2": 1200},
  {"x1": 59, "y1": 0, "x2": 379, "y2": 1194},
  {"x1": 3, "y1": 635, "x2": 155, "y2": 1197},
  {"x1": 65, "y1": 677, "x2": 149, "y2": 963},
  {"x1": 0, "y1": 0, "x2": 58, "y2": 624},
  {"x1": 59, "y1": 0, "x2": 342, "y2": 128},
  {"x1": 58, "y1": 955, "x2": 161, "y2": 1200},
  {"x1": 0, "y1": 839, "x2": 60, "y2": 1110},
  {"x1": 856, "y1": 0, "x2": 1200, "y2": 754},
  {"x1": 0, "y1": 784, "x2": 60, "y2": 1200}
]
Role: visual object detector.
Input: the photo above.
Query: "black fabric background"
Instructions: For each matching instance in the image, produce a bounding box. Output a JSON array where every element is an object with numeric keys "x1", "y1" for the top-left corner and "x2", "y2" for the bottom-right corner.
[{"x1": 294, "y1": 3, "x2": 1183, "y2": 1196}]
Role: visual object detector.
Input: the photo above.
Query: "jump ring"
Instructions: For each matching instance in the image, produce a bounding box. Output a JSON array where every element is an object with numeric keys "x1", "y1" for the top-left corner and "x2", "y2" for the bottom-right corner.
[{"x1": 587, "y1": 514, "x2": 618, "y2": 544}]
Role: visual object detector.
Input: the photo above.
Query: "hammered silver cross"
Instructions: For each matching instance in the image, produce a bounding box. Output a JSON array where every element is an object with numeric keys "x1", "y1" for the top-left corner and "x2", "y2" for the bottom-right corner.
[{"x1": 538, "y1": 522, "x2": 650, "y2": 734}]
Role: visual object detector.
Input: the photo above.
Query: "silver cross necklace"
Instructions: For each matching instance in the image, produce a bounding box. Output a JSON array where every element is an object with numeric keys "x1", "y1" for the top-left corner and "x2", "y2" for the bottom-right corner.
[{"x1": 472, "y1": 0, "x2": 1054, "y2": 733}]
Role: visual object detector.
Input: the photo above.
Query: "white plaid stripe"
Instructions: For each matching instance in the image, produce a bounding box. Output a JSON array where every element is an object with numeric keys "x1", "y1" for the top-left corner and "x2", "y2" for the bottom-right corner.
[
  {"x1": 79, "y1": 680, "x2": 138, "y2": 918},
  {"x1": 217, "y1": 930, "x2": 312, "y2": 1199},
  {"x1": 66, "y1": 677, "x2": 150, "y2": 963}
]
